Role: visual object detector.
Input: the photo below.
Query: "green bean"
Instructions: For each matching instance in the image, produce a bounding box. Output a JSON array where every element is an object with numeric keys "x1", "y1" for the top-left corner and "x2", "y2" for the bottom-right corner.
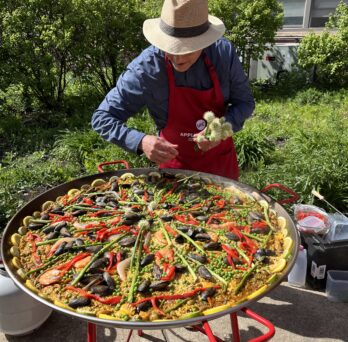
[
  {"x1": 172, "y1": 226, "x2": 206, "y2": 255},
  {"x1": 71, "y1": 234, "x2": 126, "y2": 286},
  {"x1": 165, "y1": 298, "x2": 190, "y2": 314},
  {"x1": 25, "y1": 254, "x2": 67, "y2": 276},
  {"x1": 234, "y1": 263, "x2": 259, "y2": 295}
]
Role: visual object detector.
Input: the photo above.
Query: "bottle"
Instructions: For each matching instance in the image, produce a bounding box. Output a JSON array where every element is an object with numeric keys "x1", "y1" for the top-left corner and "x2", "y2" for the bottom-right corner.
[{"x1": 287, "y1": 245, "x2": 307, "y2": 287}]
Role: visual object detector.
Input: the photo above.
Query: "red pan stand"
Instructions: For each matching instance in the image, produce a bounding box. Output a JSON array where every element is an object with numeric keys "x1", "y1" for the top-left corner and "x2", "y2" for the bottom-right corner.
[{"x1": 87, "y1": 307, "x2": 275, "y2": 342}]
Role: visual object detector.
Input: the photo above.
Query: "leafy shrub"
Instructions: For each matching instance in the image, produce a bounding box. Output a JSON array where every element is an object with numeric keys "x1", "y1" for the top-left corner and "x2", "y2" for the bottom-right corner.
[
  {"x1": 0, "y1": 151, "x2": 81, "y2": 230},
  {"x1": 234, "y1": 124, "x2": 275, "y2": 170},
  {"x1": 298, "y1": 1, "x2": 348, "y2": 86}
]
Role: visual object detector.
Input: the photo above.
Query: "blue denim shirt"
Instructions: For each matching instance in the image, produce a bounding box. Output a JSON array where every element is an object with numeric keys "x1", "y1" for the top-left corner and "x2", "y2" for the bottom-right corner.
[{"x1": 92, "y1": 38, "x2": 255, "y2": 153}]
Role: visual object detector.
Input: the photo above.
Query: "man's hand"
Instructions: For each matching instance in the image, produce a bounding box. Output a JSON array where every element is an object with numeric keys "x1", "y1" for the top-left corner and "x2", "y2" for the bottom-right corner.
[
  {"x1": 193, "y1": 130, "x2": 220, "y2": 152},
  {"x1": 139, "y1": 135, "x2": 178, "y2": 164}
]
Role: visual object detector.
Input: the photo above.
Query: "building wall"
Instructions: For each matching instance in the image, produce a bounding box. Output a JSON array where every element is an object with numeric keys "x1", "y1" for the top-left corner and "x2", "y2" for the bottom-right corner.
[{"x1": 250, "y1": 0, "x2": 347, "y2": 80}]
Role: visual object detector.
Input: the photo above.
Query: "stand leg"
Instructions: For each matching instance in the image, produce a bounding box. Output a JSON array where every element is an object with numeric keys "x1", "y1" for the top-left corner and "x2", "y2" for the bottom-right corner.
[
  {"x1": 138, "y1": 330, "x2": 143, "y2": 336},
  {"x1": 230, "y1": 313, "x2": 241, "y2": 342},
  {"x1": 242, "y1": 308, "x2": 275, "y2": 342},
  {"x1": 87, "y1": 322, "x2": 97, "y2": 342},
  {"x1": 126, "y1": 330, "x2": 133, "y2": 342}
]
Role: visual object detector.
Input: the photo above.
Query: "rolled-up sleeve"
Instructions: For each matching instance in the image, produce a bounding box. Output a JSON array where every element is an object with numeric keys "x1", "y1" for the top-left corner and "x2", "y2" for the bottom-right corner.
[
  {"x1": 224, "y1": 46, "x2": 255, "y2": 132},
  {"x1": 91, "y1": 67, "x2": 147, "y2": 153}
]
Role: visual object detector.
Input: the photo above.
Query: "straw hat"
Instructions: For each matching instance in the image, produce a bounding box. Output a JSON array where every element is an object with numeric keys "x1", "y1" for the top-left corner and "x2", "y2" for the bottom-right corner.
[{"x1": 143, "y1": 0, "x2": 225, "y2": 55}]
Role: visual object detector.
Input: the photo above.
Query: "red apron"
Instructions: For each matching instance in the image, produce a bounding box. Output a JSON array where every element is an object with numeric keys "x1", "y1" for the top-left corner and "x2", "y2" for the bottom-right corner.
[{"x1": 160, "y1": 54, "x2": 239, "y2": 180}]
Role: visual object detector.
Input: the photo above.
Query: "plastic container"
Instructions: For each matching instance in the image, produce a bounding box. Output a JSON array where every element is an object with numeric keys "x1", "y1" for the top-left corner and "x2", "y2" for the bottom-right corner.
[
  {"x1": 325, "y1": 214, "x2": 348, "y2": 243},
  {"x1": 0, "y1": 251, "x2": 52, "y2": 335},
  {"x1": 288, "y1": 245, "x2": 307, "y2": 287},
  {"x1": 326, "y1": 270, "x2": 348, "y2": 302},
  {"x1": 294, "y1": 204, "x2": 329, "y2": 234}
]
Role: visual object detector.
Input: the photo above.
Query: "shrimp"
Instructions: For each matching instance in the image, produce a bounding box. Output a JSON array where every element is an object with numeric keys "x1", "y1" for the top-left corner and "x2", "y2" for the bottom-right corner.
[
  {"x1": 73, "y1": 221, "x2": 99, "y2": 230},
  {"x1": 74, "y1": 255, "x2": 92, "y2": 271},
  {"x1": 153, "y1": 230, "x2": 166, "y2": 245},
  {"x1": 48, "y1": 237, "x2": 75, "y2": 256},
  {"x1": 38, "y1": 269, "x2": 64, "y2": 285}
]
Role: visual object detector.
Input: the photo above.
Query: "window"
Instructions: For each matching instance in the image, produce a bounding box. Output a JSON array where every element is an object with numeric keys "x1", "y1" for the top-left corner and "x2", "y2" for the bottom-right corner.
[
  {"x1": 280, "y1": 0, "x2": 306, "y2": 26},
  {"x1": 310, "y1": 0, "x2": 348, "y2": 27}
]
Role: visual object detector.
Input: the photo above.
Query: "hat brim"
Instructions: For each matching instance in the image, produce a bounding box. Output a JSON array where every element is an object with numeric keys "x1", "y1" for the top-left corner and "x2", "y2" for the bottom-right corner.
[{"x1": 143, "y1": 15, "x2": 225, "y2": 55}]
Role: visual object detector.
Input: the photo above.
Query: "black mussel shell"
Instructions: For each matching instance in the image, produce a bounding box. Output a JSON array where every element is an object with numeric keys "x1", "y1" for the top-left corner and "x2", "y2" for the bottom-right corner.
[
  {"x1": 136, "y1": 301, "x2": 152, "y2": 313},
  {"x1": 69, "y1": 297, "x2": 91, "y2": 309},
  {"x1": 194, "y1": 233, "x2": 211, "y2": 242},
  {"x1": 188, "y1": 253, "x2": 207, "y2": 264},
  {"x1": 201, "y1": 287, "x2": 217, "y2": 301},
  {"x1": 204, "y1": 242, "x2": 221, "y2": 251},
  {"x1": 137, "y1": 279, "x2": 151, "y2": 293},
  {"x1": 225, "y1": 232, "x2": 240, "y2": 241},
  {"x1": 149, "y1": 281, "x2": 170, "y2": 291},
  {"x1": 118, "y1": 236, "x2": 136, "y2": 247},
  {"x1": 198, "y1": 265, "x2": 213, "y2": 280},
  {"x1": 140, "y1": 254, "x2": 155, "y2": 267}
]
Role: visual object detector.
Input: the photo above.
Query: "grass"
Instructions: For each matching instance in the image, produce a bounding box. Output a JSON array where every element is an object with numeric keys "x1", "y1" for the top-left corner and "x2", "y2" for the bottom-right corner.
[{"x1": 0, "y1": 85, "x2": 347, "y2": 232}]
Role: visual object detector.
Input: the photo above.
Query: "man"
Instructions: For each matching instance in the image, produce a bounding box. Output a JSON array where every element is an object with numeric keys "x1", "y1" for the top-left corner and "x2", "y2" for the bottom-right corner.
[{"x1": 92, "y1": 0, "x2": 255, "y2": 180}]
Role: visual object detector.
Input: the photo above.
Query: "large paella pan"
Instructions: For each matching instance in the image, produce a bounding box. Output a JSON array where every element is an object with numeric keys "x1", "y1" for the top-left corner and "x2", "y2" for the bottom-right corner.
[{"x1": 1, "y1": 167, "x2": 299, "y2": 329}]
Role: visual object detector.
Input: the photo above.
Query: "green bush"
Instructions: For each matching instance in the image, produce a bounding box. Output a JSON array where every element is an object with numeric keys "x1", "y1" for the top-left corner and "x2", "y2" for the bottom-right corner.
[{"x1": 298, "y1": 1, "x2": 348, "y2": 86}]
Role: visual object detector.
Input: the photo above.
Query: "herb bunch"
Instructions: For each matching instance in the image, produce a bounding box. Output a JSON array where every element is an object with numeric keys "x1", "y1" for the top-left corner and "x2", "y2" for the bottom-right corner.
[{"x1": 195, "y1": 111, "x2": 233, "y2": 143}]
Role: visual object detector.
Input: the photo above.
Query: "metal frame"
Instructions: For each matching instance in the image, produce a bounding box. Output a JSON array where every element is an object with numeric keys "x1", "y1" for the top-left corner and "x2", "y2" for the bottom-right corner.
[{"x1": 87, "y1": 308, "x2": 275, "y2": 342}]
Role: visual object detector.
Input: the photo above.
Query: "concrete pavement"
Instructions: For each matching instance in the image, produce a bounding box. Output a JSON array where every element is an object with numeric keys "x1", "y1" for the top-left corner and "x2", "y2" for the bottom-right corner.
[{"x1": 1, "y1": 282, "x2": 347, "y2": 342}]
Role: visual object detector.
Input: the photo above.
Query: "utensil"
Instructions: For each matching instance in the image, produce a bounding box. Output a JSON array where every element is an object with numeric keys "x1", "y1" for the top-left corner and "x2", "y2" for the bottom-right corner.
[{"x1": 312, "y1": 190, "x2": 348, "y2": 219}]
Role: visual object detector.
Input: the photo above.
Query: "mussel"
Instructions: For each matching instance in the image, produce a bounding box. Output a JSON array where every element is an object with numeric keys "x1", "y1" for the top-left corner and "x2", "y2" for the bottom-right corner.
[
  {"x1": 201, "y1": 287, "x2": 217, "y2": 301},
  {"x1": 194, "y1": 233, "x2": 211, "y2": 242},
  {"x1": 149, "y1": 281, "x2": 170, "y2": 291},
  {"x1": 198, "y1": 265, "x2": 213, "y2": 280},
  {"x1": 140, "y1": 254, "x2": 155, "y2": 267},
  {"x1": 174, "y1": 264, "x2": 187, "y2": 273},
  {"x1": 90, "y1": 285, "x2": 111, "y2": 296},
  {"x1": 187, "y1": 253, "x2": 207, "y2": 264},
  {"x1": 251, "y1": 227, "x2": 270, "y2": 235},
  {"x1": 204, "y1": 242, "x2": 221, "y2": 251},
  {"x1": 225, "y1": 232, "x2": 240, "y2": 241},
  {"x1": 153, "y1": 264, "x2": 162, "y2": 280},
  {"x1": 85, "y1": 245, "x2": 103, "y2": 254},
  {"x1": 136, "y1": 301, "x2": 152, "y2": 313},
  {"x1": 71, "y1": 209, "x2": 87, "y2": 217},
  {"x1": 103, "y1": 272, "x2": 116, "y2": 290},
  {"x1": 118, "y1": 236, "x2": 136, "y2": 247},
  {"x1": 54, "y1": 241, "x2": 67, "y2": 256},
  {"x1": 89, "y1": 257, "x2": 108, "y2": 271},
  {"x1": 69, "y1": 297, "x2": 91, "y2": 309},
  {"x1": 137, "y1": 279, "x2": 150, "y2": 293},
  {"x1": 27, "y1": 222, "x2": 45, "y2": 230}
]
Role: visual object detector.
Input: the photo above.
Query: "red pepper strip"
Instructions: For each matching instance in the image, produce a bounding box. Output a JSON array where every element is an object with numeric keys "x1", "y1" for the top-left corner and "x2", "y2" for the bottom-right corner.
[
  {"x1": 68, "y1": 194, "x2": 80, "y2": 204},
  {"x1": 164, "y1": 223, "x2": 177, "y2": 237},
  {"x1": 61, "y1": 195, "x2": 69, "y2": 206},
  {"x1": 221, "y1": 244, "x2": 239, "y2": 259},
  {"x1": 96, "y1": 228, "x2": 109, "y2": 242},
  {"x1": 243, "y1": 235, "x2": 258, "y2": 253},
  {"x1": 143, "y1": 245, "x2": 151, "y2": 254},
  {"x1": 88, "y1": 210, "x2": 114, "y2": 218},
  {"x1": 226, "y1": 255, "x2": 236, "y2": 269},
  {"x1": 84, "y1": 222, "x2": 107, "y2": 229},
  {"x1": 151, "y1": 298, "x2": 166, "y2": 316},
  {"x1": 65, "y1": 286, "x2": 121, "y2": 305},
  {"x1": 212, "y1": 195, "x2": 222, "y2": 200},
  {"x1": 243, "y1": 226, "x2": 251, "y2": 234},
  {"x1": 169, "y1": 206, "x2": 184, "y2": 213},
  {"x1": 228, "y1": 226, "x2": 244, "y2": 240},
  {"x1": 56, "y1": 252, "x2": 91, "y2": 272},
  {"x1": 168, "y1": 249, "x2": 174, "y2": 262},
  {"x1": 251, "y1": 221, "x2": 269, "y2": 229},
  {"x1": 174, "y1": 214, "x2": 199, "y2": 226},
  {"x1": 239, "y1": 241, "x2": 257, "y2": 255},
  {"x1": 161, "y1": 265, "x2": 176, "y2": 281},
  {"x1": 82, "y1": 197, "x2": 94, "y2": 205},
  {"x1": 121, "y1": 189, "x2": 127, "y2": 200},
  {"x1": 216, "y1": 200, "x2": 225, "y2": 209},
  {"x1": 108, "y1": 216, "x2": 121, "y2": 226},
  {"x1": 207, "y1": 211, "x2": 227, "y2": 225},
  {"x1": 160, "y1": 184, "x2": 178, "y2": 204},
  {"x1": 155, "y1": 251, "x2": 164, "y2": 261},
  {"x1": 27, "y1": 232, "x2": 43, "y2": 266},
  {"x1": 106, "y1": 252, "x2": 115, "y2": 271},
  {"x1": 143, "y1": 191, "x2": 149, "y2": 202},
  {"x1": 132, "y1": 286, "x2": 221, "y2": 306}
]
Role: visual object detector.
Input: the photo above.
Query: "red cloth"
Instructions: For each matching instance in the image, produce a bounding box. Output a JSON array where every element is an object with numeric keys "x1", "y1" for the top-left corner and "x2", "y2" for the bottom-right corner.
[{"x1": 160, "y1": 54, "x2": 239, "y2": 180}]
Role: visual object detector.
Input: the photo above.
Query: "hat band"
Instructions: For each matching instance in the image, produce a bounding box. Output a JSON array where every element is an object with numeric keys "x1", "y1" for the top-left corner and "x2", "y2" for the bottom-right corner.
[{"x1": 159, "y1": 20, "x2": 210, "y2": 38}]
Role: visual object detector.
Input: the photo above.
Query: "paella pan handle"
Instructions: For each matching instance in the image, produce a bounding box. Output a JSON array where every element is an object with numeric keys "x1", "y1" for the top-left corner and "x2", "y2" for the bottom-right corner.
[
  {"x1": 97, "y1": 160, "x2": 130, "y2": 173},
  {"x1": 261, "y1": 183, "x2": 299, "y2": 205}
]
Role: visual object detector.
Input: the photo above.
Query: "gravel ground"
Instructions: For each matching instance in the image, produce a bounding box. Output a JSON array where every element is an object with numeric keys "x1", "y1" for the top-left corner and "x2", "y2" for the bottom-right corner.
[{"x1": 1, "y1": 282, "x2": 347, "y2": 342}]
